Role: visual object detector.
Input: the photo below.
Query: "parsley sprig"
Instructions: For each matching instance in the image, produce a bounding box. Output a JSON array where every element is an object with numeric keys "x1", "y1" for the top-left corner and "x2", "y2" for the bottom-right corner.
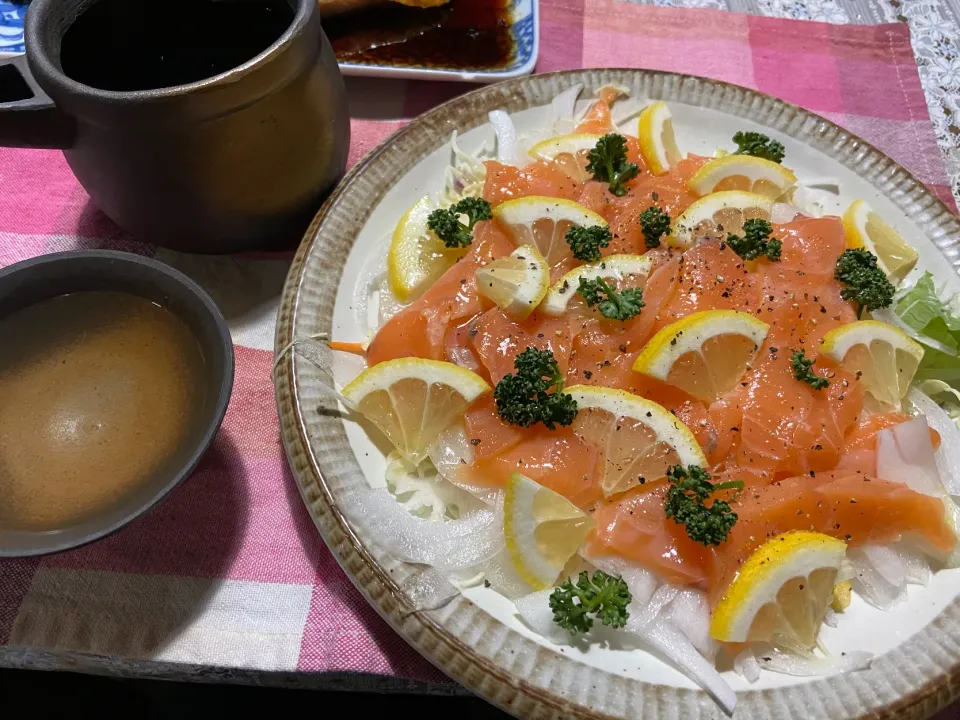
[
  {"x1": 664, "y1": 465, "x2": 743, "y2": 546},
  {"x1": 835, "y1": 248, "x2": 895, "y2": 311},
  {"x1": 586, "y1": 134, "x2": 639, "y2": 197},
  {"x1": 790, "y1": 349, "x2": 829, "y2": 390},
  {"x1": 732, "y1": 131, "x2": 786, "y2": 163},
  {"x1": 549, "y1": 570, "x2": 631, "y2": 635},
  {"x1": 565, "y1": 224, "x2": 612, "y2": 263},
  {"x1": 427, "y1": 197, "x2": 492, "y2": 249},
  {"x1": 577, "y1": 276, "x2": 644, "y2": 321},
  {"x1": 493, "y1": 347, "x2": 578, "y2": 429},
  {"x1": 640, "y1": 206, "x2": 671, "y2": 249},
  {"x1": 726, "y1": 218, "x2": 782, "y2": 261}
]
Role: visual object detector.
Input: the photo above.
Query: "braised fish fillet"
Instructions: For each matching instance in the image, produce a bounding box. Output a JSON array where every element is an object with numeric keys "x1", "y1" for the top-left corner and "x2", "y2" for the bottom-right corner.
[{"x1": 319, "y1": 0, "x2": 449, "y2": 17}]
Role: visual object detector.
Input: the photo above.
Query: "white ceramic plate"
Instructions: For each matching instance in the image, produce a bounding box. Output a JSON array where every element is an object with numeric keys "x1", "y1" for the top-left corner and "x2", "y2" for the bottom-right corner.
[
  {"x1": 335, "y1": 0, "x2": 538, "y2": 83},
  {"x1": 275, "y1": 69, "x2": 960, "y2": 719}
]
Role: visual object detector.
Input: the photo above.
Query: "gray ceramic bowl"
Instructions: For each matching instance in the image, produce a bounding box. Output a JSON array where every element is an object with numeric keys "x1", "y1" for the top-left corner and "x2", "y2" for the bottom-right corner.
[{"x1": 0, "y1": 250, "x2": 234, "y2": 557}]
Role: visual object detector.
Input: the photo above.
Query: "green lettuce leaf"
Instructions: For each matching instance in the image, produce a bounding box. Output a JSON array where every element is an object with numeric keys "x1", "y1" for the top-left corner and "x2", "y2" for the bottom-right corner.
[
  {"x1": 896, "y1": 272, "x2": 960, "y2": 349},
  {"x1": 895, "y1": 272, "x2": 960, "y2": 383}
]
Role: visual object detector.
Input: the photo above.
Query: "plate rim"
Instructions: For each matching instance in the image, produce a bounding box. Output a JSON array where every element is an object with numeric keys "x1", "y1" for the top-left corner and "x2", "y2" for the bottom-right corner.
[{"x1": 274, "y1": 67, "x2": 960, "y2": 720}]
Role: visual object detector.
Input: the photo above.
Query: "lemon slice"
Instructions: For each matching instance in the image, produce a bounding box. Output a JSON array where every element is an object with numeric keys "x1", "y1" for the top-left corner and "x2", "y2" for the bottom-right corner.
[
  {"x1": 820, "y1": 320, "x2": 924, "y2": 409},
  {"x1": 529, "y1": 133, "x2": 603, "y2": 161},
  {"x1": 687, "y1": 156, "x2": 797, "y2": 199},
  {"x1": 341, "y1": 358, "x2": 491, "y2": 465},
  {"x1": 637, "y1": 101, "x2": 682, "y2": 176},
  {"x1": 633, "y1": 310, "x2": 769, "y2": 404},
  {"x1": 493, "y1": 196, "x2": 608, "y2": 265},
  {"x1": 566, "y1": 385, "x2": 706, "y2": 498},
  {"x1": 710, "y1": 531, "x2": 847, "y2": 650},
  {"x1": 475, "y1": 245, "x2": 550, "y2": 320},
  {"x1": 504, "y1": 472, "x2": 595, "y2": 590},
  {"x1": 542, "y1": 254, "x2": 653, "y2": 316},
  {"x1": 388, "y1": 196, "x2": 468, "y2": 303},
  {"x1": 528, "y1": 134, "x2": 602, "y2": 183},
  {"x1": 671, "y1": 191, "x2": 774, "y2": 249},
  {"x1": 842, "y1": 199, "x2": 919, "y2": 284}
]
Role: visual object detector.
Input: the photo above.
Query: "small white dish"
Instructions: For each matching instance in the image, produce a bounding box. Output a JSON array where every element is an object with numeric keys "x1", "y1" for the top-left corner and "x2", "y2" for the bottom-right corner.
[{"x1": 335, "y1": 0, "x2": 538, "y2": 83}]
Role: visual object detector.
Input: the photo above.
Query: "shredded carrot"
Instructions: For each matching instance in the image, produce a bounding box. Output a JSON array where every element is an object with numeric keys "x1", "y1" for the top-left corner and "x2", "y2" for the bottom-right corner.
[{"x1": 328, "y1": 341, "x2": 366, "y2": 356}]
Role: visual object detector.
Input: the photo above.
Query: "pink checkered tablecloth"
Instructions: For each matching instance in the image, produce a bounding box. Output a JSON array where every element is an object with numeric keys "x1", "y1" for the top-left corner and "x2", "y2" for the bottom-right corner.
[{"x1": 1, "y1": 0, "x2": 958, "y2": 699}]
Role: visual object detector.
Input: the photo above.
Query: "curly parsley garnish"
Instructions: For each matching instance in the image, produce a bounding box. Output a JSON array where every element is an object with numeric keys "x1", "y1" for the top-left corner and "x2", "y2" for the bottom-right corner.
[
  {"x1": 586, "y1": 134, "x2": 639, "y2": 197},
  {"x1": 577, "y1": 276, "x2": 644, "y2": 321},
  {"x1": 834, "y1": 248, "x2": 896, "y2": 311},
  {"x1": 566, "y1": 224, "x2": 612, "y2": 262},
  {"x1": 726, "y1": 218, "x2": 782, "y2": 261},
  {"x1": 664, "y1": 465, "x2": 743, "y2": 546},
  {"x1": 640, "y1": 206, "x2": 671, "y2": 249},
  {"x1": 790, "y1": 349, "x2": 829, "y2": 390},
  {"x1": 732, "y1": 131, "x2": 786, "y2": 163},
  {"x1": 549, "y1": 570, "x2": 631, "y2": 635},
  {"x1": 427, "y1": 197, "x2": 492, "y2": 248},
  {"x1": 493, "y1": 347, "x2": 578, "y2": 429}
]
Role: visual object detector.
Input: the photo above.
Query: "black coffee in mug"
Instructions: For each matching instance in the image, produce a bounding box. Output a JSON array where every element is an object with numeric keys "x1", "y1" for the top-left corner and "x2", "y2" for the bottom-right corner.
[{"x1": 59, "y1": 0, "x2": 295, "y2": 91}]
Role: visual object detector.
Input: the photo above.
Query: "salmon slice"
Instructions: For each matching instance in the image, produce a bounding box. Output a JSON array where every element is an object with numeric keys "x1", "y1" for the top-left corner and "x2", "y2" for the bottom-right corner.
[
  {"x1": 463, "y1": 395, "x2": 525, "y2": 459},
  {"x1": 469, "y1": 309, "x2": 573, "y2": 384},
  {"x1": 564, "y1": 252, "x2": 681, "y2": 389},
  {"x1": 575, "y1": 87, "x2": 621, "y2": 135},
  {"x1": 728, "y1": 350, "x2": 863, "y2": 478},
  {"x1": 708, "y1": 472, "x2": 958, "y2": 602},
  {"x1": 482, "y1": 160, "x2": 580, "y2": 207},
  {"x1": 587, "y1": 482, "x2": 715, "y2": 586},
  {"x1": 367, "y1": 221, "x2": 515, "y2": 365},
  {"x1": 459, "y1": 425, "x2": 601, "y2": 507},
  {"x1": 589, "y1": 471, "x2": 958, "y2": 597},
  {"x1": 654, "y1": 238, "x2": 763, "y2": 331},
  {"x1": 835, "y1": 413, "x2": 941, "y2": 475},
  {"x1": 773, "y1": 216, "x2": 846, "y2": 277},
  {"x1": 606, "y1": 159, "x2": 707, "y2": 255}
]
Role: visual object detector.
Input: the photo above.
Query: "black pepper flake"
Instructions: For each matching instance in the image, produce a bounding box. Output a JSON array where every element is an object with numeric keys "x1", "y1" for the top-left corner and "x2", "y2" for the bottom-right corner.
[
  {"x1": 619, "y1": 344, "x2": 627, "y2": 353},
  {"x1": 471, "y1": 438, "x2": 481, "y2": 446},
  {"x1": 583, "y1": 370, "x2": 593, "y2": 379}
]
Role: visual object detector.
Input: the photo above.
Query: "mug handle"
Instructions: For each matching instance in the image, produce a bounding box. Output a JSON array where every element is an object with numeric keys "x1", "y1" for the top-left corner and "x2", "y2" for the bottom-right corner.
[{"x1": 0, "y1": 54, "x2": 74, "y2": 149}]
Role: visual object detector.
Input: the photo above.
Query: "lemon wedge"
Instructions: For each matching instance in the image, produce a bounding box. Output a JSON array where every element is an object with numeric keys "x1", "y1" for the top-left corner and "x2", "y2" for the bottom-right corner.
[
  {"x1": 475, "y1": 245, "x2": 550, "y2": 320},
  {"x1": 671, "y1": 190, "x2": 774, "y2": 249},
  {"x1": 566, "y1": 385, "x2": 706, "y2": 498},
  {"x1": 542, "y1": 254, "x2": 653, "y2": 316},
  {"x1": 633, "y1": 310, "x2": 769, "y2": 404},
  {"x1": 529, "y1": 133, "x2": 603, "y2": 161},
  {"x1": 820, "y1": 320, "x2": 925, "y2": 409},
  {"x1": 528, "y1": 134, "x2": 602, "y2": 183},
  {"x1": 710, "y1": 531, "x2": 847, "y2": 650},
  {"x1": 637, "y1": 101, "x2": 682, "y2": 175},
  {"x1": 493, "y1": 196, "x2": 608, "y2": 265},
  {"x1": 504, "y1": 472, "x2": 595, "y2": 590},
  {"x1": 388, "y1": 196, "x2": 468, "y2": 303},
  {"x1": 842, "y1": 199, "x2": 919, "y2": 284},
  {"x1": 341, "y1": 358, "x2": 491, "y2": 465},
  {"x1": 687, "y1": 155, "x2": 797, "y2": 199}
]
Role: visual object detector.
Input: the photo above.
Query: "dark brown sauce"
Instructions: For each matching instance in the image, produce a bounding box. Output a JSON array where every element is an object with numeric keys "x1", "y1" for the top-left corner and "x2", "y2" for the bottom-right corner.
[{"x1": 325, "y1": 0, "x2": 513, "y2": 70}]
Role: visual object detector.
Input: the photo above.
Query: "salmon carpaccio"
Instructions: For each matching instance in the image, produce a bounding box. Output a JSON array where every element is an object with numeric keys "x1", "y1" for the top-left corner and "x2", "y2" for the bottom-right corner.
[{"x1": 366, "y1": 100, "x2": 954, "y2": 600}]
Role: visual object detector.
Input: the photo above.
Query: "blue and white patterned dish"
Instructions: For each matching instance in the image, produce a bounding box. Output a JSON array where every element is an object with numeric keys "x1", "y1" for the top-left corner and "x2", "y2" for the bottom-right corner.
[
  {"x1": 337, "y1": 0, "x2": 539, "y2": 83},
  {"x1": 0, "y1": 2, "x2": 25, "y2": 56}
]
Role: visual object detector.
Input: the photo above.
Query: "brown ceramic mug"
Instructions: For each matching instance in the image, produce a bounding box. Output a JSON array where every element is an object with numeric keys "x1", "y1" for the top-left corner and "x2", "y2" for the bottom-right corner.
[{"x1": 0, "y1": 0, "x2": 350, "y2": 253}]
